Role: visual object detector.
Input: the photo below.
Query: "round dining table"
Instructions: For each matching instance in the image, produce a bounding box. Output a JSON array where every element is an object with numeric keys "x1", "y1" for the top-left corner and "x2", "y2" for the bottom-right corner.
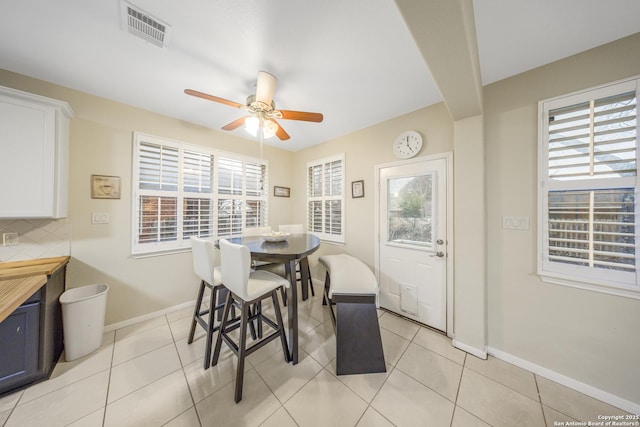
[{"x1": 224, "y1": 233, "x2": 321, "y2": 364}]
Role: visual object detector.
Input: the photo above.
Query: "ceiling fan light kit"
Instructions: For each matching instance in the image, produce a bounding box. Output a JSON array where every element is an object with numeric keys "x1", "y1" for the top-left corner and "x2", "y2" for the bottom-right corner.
[
  {"x1": 245, "y1": 115, "x2": 278, "y2": 139},
  {"x1": 185, "y1": 70, "x2": 324, "y2": 142}
]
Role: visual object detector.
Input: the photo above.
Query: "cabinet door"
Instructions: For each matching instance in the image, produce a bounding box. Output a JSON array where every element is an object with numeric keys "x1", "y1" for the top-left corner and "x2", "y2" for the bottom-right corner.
[
  {"x1": 0, "y1": 96, "x2": 56, "y2": 217},
  {"x1": 0, "y1": 302, "x2": 40, "y2": 390}
]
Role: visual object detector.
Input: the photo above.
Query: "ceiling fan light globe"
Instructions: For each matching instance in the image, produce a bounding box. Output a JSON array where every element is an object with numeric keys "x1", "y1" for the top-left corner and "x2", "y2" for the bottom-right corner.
[
  {"x1": 244, "y1": 116, "x2": 260, "y2": 136},
  {"x1": 262, "y1": 120, "x2": 278, "y2": 139}
]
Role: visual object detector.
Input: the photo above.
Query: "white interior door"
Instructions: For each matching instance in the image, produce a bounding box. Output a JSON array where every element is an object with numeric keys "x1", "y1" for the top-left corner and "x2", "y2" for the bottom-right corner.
[{"x1": 377, "y1": 157, "x2": 448, "y2": 331}]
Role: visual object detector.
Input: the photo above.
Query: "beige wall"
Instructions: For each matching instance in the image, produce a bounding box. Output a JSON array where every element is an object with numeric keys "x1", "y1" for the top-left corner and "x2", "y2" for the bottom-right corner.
[
  {"x1": 484, "y1": 33, "x2": 640, "y2": 404},
  {"x1": 290, "y1": 104, "x2": 454, "y2": 279},
  {"x1": 0, "y1": 69, "x2": 294, "y2": 325},
  {"x1": 452, "y1": 115, "x2": 486, "y2": 355}
]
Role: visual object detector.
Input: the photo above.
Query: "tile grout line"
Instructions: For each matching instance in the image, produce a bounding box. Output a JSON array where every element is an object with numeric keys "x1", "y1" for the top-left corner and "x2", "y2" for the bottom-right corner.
[
  {"x1": 1, "y1": 391, "x2": 22, "y2": 427},
  {"x1": 449, "y1": 352, "x2": 468, "y2": 427},
  {"x1": 167, "y1": 313, "x2": 204, "y2": 427},
  {"x1": 463, "y1": 360, "x2": 545, "y2": 406},
  {"x1": 104, "y1": 317, "x2": 188, "y2": 426},
  {"x1": 534, "y1": 373, "x2": 548, "y2": 427},
  {"x1": 100, "y1": 331, "x2": 117, "y2": 427}
]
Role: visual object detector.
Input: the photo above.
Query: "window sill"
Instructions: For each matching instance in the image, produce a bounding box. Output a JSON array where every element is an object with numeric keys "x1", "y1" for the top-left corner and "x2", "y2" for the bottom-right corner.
[
  {"x1": 130, "y1": 247, "x2": 191, "y2": 259},
  {"x1": 320, "y1": 239, "x2": 345, "y2": 247},
  {"x1": 539, "y1": 272, "x2": 640, "y2": 300}
]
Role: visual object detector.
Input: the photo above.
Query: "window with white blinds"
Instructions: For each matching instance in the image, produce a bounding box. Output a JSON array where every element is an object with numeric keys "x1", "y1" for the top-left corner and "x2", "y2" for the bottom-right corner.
[
  {"x1": 132, "y1": 133, "x2": 267, "y2": 255},
  {"x1": 216, "y1": 156, "x2": 268, "y2": 238},
  {"x1": 539, "y1": 77, "x2": 639, "y2": 296},
  {"x1": 307, "y1": 154, "x2": 345, "y2": 243}
]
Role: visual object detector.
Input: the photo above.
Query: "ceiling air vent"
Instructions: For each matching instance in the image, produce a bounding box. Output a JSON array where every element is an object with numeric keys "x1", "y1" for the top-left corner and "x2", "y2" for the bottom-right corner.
[{"x1": 120, "y1": 1, "x2": 171, "y2": 48}]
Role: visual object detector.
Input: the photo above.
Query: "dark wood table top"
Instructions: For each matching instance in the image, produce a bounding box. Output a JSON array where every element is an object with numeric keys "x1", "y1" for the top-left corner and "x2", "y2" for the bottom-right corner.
[{"x1": 222, "y1": 234, "x2": 321, "y2": 263}]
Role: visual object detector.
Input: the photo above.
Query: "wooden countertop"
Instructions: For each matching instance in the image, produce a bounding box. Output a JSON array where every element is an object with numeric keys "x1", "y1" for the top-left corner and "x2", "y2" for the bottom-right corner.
[
  {"x1": 0, "y1": 256, "x2": 69, "y2": 323},
  {"x1": 0, "y1": 256, "x2": 69, "y2": 280}
]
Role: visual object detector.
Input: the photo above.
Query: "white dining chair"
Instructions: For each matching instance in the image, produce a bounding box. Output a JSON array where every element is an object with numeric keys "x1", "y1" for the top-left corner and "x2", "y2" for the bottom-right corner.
[
  {"x1": 213, "y1": 239, "x2": 290, "y2": 403},
  {"x1": 278, "y1": 224, "x2": 315, "y2": 297},
  {"x1": 189, "y1": 237, "x2": 227, "y2": 370}
]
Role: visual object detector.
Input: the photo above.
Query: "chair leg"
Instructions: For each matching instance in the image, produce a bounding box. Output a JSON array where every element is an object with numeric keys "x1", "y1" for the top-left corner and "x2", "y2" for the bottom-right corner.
[
  {"x1": 280, "y1": 287, "x2": 287, "y2": 307},
  {"x1": 255, "y1": 301, "x2": 263, "y2": 338},
  {"x1": 247, "y1": 304, "x2": 257, "y2": 340},
  {"x1": 203, "y1": 284, "x2": 217, "y2": 370},
  {"x1": 188, "y1": 280, "x2": 206, "y2": 344},
  {"x1": 307, "y1": 264, "x2": 315, "y2": 297},
  {"x1": 322, "y1": 272, "x2": 330, "y2": 305},
  {"x1": 272, "y1": 290, "x2": 290, "y2": 362},
  {"x1": 235, "y1": 301, "x2": 250, "y2": 403},
  {"x1": 212, "y1": 291, "x2": 233, "y2": 367}
]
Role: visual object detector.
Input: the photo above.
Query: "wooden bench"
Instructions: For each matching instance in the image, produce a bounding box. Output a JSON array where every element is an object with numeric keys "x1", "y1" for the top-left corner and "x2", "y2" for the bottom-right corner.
[{"x1": 319, "y1": 254, "x2": 386, "y2": 376}]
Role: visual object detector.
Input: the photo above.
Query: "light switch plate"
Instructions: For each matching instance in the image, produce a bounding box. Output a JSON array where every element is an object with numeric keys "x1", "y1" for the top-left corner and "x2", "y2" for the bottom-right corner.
[{"x1": 502, "y1": 216, "x2": 530, "y2": 230}]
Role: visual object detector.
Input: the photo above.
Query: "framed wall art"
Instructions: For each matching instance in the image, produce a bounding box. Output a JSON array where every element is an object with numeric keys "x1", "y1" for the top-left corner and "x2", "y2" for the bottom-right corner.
[
  {"x1": 91, "y1": 175, "x2": 121, "y2": 199},
  {"x1": 274, "y1": 186, "x2": 291, "y2": 197},
  {"x1": 352, "y1": 180, "x2": 364, "y2": 198}
]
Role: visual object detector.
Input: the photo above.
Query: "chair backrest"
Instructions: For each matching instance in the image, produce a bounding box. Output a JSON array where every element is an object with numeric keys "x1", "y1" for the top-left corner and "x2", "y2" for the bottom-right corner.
[
  {"x1": 218, "y1": 239, "x2": 252, "y2": 300},
  {"x1": 242, "y1": 226, "x2": 272, "y2": 237},
  {"x1": 278, "y1": 224, "x2": 304, "y2": 234},
  {"x1": 191, "y1": 237, "x2": 219, "y2": 285}
]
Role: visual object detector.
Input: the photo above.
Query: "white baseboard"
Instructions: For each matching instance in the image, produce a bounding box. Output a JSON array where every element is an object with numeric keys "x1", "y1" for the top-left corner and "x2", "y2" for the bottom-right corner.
[
  {"x1": 103, "y1": 300, "x2": 194, "y2": 333},
  {"x1": 105, "y1": 277, "x2": 328, "y2": 334},
  {"x1": 452, "y1": 339, "x2": 487, "y2": 360},
  {"x1": 487, "y1": 346, "x2": 640, "y2": 415}
]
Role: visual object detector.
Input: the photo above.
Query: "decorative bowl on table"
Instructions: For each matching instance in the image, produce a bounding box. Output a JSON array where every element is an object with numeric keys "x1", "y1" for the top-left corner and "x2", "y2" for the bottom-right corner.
[{"x1": 261, "y1": 232, "x2": 290, "y2": 242}]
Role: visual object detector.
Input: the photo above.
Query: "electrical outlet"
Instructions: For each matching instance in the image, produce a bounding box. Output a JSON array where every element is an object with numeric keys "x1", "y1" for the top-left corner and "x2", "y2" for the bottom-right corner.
[
  {"x1": 502, "y1": 216, "x2": 530, "y2": 230},
  {"x1": 3, "y1": 232, "x2": 19, "y2": 246},
  {"x1": 91, "y1": 212, "x2": 110, "y2": 224}
]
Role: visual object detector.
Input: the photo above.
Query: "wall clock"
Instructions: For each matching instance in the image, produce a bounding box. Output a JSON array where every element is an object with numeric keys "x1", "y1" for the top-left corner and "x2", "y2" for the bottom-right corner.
[{"x1": 393, "y1": 131, "x2": 423, "y2": 159}]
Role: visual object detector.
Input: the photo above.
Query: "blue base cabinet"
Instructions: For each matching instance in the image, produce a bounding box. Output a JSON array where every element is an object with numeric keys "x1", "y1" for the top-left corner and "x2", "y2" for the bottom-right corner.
[
  {"x1": 0, "y1": 265, "x2": 65, "y2": 396},
  {"x1": 0, "y1": 302, "x2": 40, "y2": 390}
]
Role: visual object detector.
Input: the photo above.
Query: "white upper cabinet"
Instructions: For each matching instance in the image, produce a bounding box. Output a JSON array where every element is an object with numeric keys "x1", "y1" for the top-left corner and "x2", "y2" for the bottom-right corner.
[{"x1": 0, "y1": 86, "x2": 74, "y2": 218}]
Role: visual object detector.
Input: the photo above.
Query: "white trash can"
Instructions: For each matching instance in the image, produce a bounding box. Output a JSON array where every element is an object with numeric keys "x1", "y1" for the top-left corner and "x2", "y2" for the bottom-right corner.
[{"x1": 59, "y1": 284, "x2": 109, "y2": 361}]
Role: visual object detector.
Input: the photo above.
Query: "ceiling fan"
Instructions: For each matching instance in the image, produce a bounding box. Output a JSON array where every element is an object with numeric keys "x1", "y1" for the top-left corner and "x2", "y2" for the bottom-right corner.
[{"x1": 184, "y1": 71, "x2": 323, "y2": 141}]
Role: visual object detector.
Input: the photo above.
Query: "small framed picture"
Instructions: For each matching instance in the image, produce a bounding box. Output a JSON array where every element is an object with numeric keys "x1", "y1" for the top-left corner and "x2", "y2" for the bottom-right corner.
[
  {"x1": 352, "y1": 180, "x2": 364, "y2": 198},
  {"x1": 274, "y1": 186, "x2": 291, "y2": 197},
  {"x1": 91, "y1": 175, "x2": 121, "y2": 199}
]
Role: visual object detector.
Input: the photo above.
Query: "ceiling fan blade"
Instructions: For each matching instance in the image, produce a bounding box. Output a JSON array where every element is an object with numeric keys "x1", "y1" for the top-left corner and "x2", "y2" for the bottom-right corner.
[
  {"x1": 222, "y1": 116, "x2": 248, "y2": 131},
  {"x1": 255, "y1": 71, "x2": 277, "y2": 106},
  {"x1": 270, "y1": 119, "x2": 290, "y2": 141},
  {"x1": 278, "y1": 110, "x2": 324, "y2": 123},
  {"x1": 184, "y1": 89, "x2": 243, "y2": 109}
]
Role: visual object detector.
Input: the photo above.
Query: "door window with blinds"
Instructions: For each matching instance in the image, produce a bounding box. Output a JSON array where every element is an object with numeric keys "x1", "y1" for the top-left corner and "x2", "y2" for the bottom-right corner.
[
  {"x1": 132, "y1": 133, "x2": 268, "y2": 256},
  {"x1": 307, "y1": 154, "x2": 345, "y2": 243},
  {"x1": 538, "y1": 77, "x2": 639, "y2": 296}
]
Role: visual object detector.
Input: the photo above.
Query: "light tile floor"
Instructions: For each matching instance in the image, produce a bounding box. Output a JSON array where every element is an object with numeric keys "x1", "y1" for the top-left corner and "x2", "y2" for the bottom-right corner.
[{"x1": 0, "y1": 291, "x2": 632, "y2": 427}]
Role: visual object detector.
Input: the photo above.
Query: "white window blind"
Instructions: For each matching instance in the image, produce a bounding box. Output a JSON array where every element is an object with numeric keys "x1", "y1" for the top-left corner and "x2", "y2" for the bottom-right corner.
[
  {"x1": 539, "y1": 78, "x2": 639, "y2": 296},
  {"x1": 216, "y1": 156, "x2": 268, "y2": 238},
  {"x1": 132, "y1": 133, "x2": 267, "y2": 255},
  {"x1": 307, "y1": 154, "x2": 345, "y2": 243}
]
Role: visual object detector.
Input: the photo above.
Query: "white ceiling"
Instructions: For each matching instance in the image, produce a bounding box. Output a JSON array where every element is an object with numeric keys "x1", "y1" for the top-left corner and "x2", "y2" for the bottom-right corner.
[{"x1": 0, "y1": 0, "x2": 638, "y2": 151}]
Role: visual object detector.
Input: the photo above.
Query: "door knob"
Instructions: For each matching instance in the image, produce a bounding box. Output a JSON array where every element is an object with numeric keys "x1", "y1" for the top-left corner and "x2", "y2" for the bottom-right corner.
[{"x1": 430, "y1": 251, "x2": 445, "y2": 258}]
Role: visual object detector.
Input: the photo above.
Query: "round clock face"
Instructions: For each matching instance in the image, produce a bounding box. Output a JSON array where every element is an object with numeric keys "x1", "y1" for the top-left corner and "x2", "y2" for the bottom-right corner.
[{"x1": 393, "y1": 131, "x2": 423, "y2": 158}]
